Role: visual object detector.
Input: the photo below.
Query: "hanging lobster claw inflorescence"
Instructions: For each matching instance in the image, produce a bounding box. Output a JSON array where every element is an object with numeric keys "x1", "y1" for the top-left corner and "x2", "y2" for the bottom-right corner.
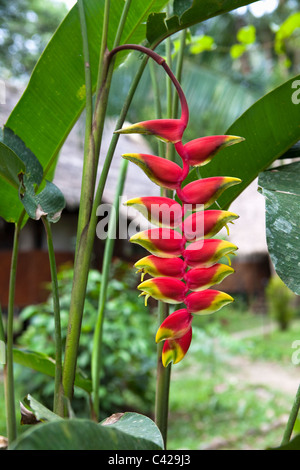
[{"x1": 115, "y1": 47, "x2": 244, "y2": 367}]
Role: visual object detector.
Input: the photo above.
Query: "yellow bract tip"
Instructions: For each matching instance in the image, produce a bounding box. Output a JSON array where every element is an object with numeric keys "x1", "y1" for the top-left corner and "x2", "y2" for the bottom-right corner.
[{"x1": 225, "y1": 135, "x2": 245, "y2": 146}]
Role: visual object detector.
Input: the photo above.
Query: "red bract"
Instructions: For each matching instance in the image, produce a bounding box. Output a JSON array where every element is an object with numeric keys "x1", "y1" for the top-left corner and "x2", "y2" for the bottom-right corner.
[
  {"x1": 138, "y1": 277, "x2": 188, "y2": 305},
  {"x1": 130, "y1": 228, "x2": 185, "y2": 258},
  {"x1": 162, "y1": 328, "x2": 192, "y2": 367},
  {"x1": 183, "y1": 239, "x2": 238, "y2": 268},
  {"x1": 122, "y1": 153, "x2": 184, "y2": 190},
  {"x1": 135, "y1": 255, "x2": 186, "y2": 280},
  {"x1": 181, "y1": 135, "x2": 244, "y2": 167},
  {"x1": 156, "y1": 309, "x2": 193, "y2": 342},
  {"x1": 182, "y1": 210, "x2": 239, "y2": 242},
  {"x1": 116, "y1": 118, "x2": 186, "y2": 143},
  {"x1": 177, "y1": 176, "x2": 241, "y2": 209},
  {"x1": 185, "y1": 289, "x2": 234, "y2": 315},
  {"x1": 125, "y1": 196, "x2": 183, "y2": 228},
  {"x1": 184, "y1": 264, "x2": 234, "y2": 291}
]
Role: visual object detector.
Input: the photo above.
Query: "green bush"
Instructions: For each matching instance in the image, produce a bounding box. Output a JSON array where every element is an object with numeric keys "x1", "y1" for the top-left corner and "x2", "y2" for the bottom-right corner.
[
  {"x1": 16, "y1": 261, "x2": 157, "y2": 419},
  {"x1": 265, "y1": 274, "x2": 298, "y2": 331}
]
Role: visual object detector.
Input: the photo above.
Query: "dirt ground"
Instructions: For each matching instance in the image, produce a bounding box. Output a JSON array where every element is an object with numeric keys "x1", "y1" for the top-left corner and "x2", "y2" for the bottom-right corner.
[{"x1": 229, "y1": 355, "x2": 300, "y2": 396}]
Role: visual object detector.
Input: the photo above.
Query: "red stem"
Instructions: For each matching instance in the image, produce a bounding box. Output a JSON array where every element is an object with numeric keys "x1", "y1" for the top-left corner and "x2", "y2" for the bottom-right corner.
[{"x1": 108, "y1": 44, "x2": 189, "y2": 126}]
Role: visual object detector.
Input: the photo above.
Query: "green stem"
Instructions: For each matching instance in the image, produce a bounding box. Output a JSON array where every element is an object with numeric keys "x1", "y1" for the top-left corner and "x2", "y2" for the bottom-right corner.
[
  {"x1": 62, "y1": 0, "x2": 132, "y2": 404},
  {"x1": 91, "y1": 0, "x2": 133, "y2": 172},
  {"x1": 0, "y1": 304, "x2": 5, "y2": 344},
  {"x1": 281, "y1": 383, "x2": 300, "y2": 446},
  {"x1": 149, "y1": 60, "x2": 164, "y2": 159},
  {"x1": 62, "y1": 228, "x2": 93, "y2": 403},
  {"x1": 153, "y1": 31, "x2": 186, "y2": 447},
  {"x1": 166, "y1": 34, "x2": 173, "y2": 124},
  {"x1": 75, "y1": 0, "x2": 97, "y2": 256},
  {"x1": 149, "y1": 61, "x2": 163, "y2": 119},
  {"x1": 0, "y1": 304, "x2": 5, "y2": 412},
  {"x1": 172, "y1": 29, "x2": 187, "y2": 121},
  {"x1": 62, "y1": 57, "x2": 135, "y2": 401},
  {"x1": 78, "y1": 0, "x2": 93, "y2": 143},
  {"x1": 169, "y1": 29, "x2": 187, "y2": 165},
  {"x1": 4, "y1": 220, "x2": 22, "y2": 443},
  {"x1": 113, "y1": 0, "x2": 132, "y2": 48},
  {"x1": 91, "y1": 158, "x2": 129, "y2": 419},
  {"x1": 95, "y1": 0, "x2": 110, "y2": 98},
  {"x1": 155, "y1": 302, "x2": 171, "y2": 449},
  {"x1": 42, "y1": 217, "x2": 63, "y2": 416},
  {"x1": 153, "y1": 38, "x2": 173, "y2": 446},
  {"x1": 90, "y1": 54, "x2": 148, "y2": 237},
  {"x1": 165, "y1": 36, "x2": 174, "y2": 196},
  {"x1": 149, "y1": 32, "x2": 174, "y2": 447},
  {"x1": 63, "y1": 0, "x2": 112, "y2": 404}
]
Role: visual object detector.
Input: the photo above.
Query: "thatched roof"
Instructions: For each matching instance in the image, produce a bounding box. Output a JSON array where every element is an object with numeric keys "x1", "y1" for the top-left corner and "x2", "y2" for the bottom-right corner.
[{"x1": 1, "y1": 83, "x2": 268, "y2": 258}]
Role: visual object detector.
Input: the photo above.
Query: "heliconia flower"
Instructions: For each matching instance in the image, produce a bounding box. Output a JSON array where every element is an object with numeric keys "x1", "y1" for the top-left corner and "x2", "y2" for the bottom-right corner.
[
  {"x1": 155, "y1": 308, "x2": 193, "y2": 342},
  {"x1": 182, "y1": 210, "x2": 239, "y2": 242},
  {"x1": 184, "y1": 264, "x2": 234, "y2": 291},
  {"x1": 183, "y1": 238, "x2": 238, "y2": 268},
  {"x1": 125, "y1": 196, "x2": 183, "y2": 228},
  {"x1": 135, "y1": 255, "x2": 186, "y2": 281},
  {"x1": 161, "y1": 328, "x2": 192, "y2": 367},
  {"x1": 115, "y1": 118, "x2": 186, "y2": 143},
  {"x1": 111, "y1": 48, "x2": 242, "y2": 368},
  {"x1": 185, "y1": 289, "x2": 233, "y2": 315},
  {"x1": 130, "y1": 228, "x2": 185, "y2": 258},
  {"x1": 138, "y1": 277, "x2": 188, "y2": 305},
  {"x1": 122, "y1": 153, "x2": 184, "y2": 190},
  {"x1": 177, "y1": 176, "x2": 241, "y2": 209},
  {"x1": 181, "y1": 135, "x2": 244, "y2": 167}
]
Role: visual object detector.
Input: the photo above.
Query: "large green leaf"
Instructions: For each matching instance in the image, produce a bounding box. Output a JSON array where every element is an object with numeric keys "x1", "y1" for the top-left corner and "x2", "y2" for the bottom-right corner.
[
  {"x1": 146, "y1": 0, "x2": 260, "y2": 45},
  {"x1": 185, "y1": 75, "x2": 300, "y2": 210},
  {"x1": 258, "y1": 162, "x2": 300, "y2": 295},
  {"x1": 101, "y1": 412, "x2": 164, "y2": 449},
  {"x1": 2, "y1": 0, "x2": 169, "y2": 224},
  {"x1": 0, "y1": 142, "x2": 25, "y2": 189},
  {"x1": 272, "y1": 434, "x2": 300, "y2": 450},
  {"x1": 22, "y1": 394, "x2": 63, "y2": 423},
  {"x1": 19, "y1": 179, "x2": 65, "y2": 223},
  {"x1": 0, "y1": 141, "x2": 25, "y2": 222},
  {"x1": 9, "y1": 414, "x2": 164, "y2": 450},
  {"x1": 13, "y1": 348, "x2": 92, "y2": 393},
  {"x1": 0, "y1": 128, "x2": 65, "y2": 224}
]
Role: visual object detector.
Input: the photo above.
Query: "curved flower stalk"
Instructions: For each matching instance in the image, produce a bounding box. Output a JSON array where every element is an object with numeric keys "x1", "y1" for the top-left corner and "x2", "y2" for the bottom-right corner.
[{"x1": 116, "y1": 49, "x2": 243, "y2": 368}]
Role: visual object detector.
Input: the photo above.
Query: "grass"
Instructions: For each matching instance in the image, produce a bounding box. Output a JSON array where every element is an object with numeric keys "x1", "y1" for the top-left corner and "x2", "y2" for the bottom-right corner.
[
  {"x1": 241, "y1": 320, "x2": 300, "y2": 363},
  {"x1": 167, "y1": 369, "x2": 289, "y2": 450}
]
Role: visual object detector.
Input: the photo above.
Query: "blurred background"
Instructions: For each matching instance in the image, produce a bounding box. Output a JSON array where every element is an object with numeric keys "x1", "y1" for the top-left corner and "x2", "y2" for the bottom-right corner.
[{"x1": 0, "y1": 0, "x2": 300, "y2": 450}]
